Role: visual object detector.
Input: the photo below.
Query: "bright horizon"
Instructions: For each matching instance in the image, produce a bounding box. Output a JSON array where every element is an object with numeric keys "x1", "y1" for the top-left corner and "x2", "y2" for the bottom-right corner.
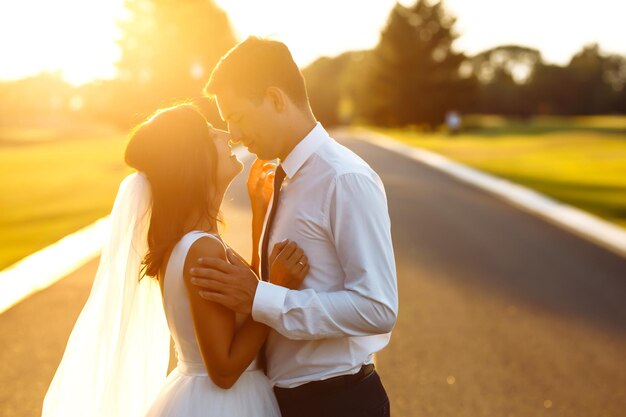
[{"x1": 0, "y1": 0, "x2": 624, "y2": 85}]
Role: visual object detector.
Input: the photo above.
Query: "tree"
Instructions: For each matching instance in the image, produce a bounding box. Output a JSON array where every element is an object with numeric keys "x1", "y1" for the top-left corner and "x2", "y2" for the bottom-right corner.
[
  {"x1": 469, "y1": 45, "x2": 542, "y2": 116},
  {"x1": 566, "y1": 44, "x2": 618, "y2": 114},
  {"x1": 360, "y1": 0, "x2": 474, "y2": 128},
  {"x1": 528, "y1": 44, "x2": 624, "y2": 116},
  {"x1": 303, "y1": 51, "x2": 369, "y2": 126},
  {"x1": 0, "y1": 72, "x2": 78, "y2": 125},
  {"x1": 528, "y1": 63, "x2": 576, "y2": 115},
  {"x1": 114, "y1": 0, "x2": 236, "y2": 126},
  {"x1": 470, "y1": 45, "x2": 542, "y2": 84},
  {"x1": 603, "y1": 54, "x2": 626, "y2": 113}
]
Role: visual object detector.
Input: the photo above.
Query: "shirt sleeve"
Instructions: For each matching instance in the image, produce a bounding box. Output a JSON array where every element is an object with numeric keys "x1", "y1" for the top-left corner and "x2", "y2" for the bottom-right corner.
[{"x1": 251, "y1": 172, "x2": 398, "y2": 340}]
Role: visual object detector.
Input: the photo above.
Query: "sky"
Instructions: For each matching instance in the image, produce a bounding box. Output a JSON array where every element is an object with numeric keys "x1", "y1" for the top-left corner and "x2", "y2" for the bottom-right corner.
[{"x1": 0, "y1": 0, "x2": 624, "y2": 85}]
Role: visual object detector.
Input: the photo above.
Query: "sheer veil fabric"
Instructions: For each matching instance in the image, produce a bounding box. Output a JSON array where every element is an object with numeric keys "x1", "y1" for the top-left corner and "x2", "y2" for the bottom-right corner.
[{"x1": 42, "y1": 173, "x2": 171, "y2": 417}]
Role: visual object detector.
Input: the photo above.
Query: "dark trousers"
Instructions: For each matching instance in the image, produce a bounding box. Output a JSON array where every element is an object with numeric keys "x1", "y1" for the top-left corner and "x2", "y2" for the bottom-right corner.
[{"x1": 274, "y1": 371, "x2": 390, "y2": 417}]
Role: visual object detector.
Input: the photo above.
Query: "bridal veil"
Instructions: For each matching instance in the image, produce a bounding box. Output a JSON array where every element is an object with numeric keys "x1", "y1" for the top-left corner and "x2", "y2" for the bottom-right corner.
[{"x1": 42, "y1": 173, "x2": 170, "y2": 417}]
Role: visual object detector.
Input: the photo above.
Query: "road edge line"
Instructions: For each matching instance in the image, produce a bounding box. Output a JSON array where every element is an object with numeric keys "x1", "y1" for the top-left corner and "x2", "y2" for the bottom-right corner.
[
  {"x1": 0, "y1": 217, "x2": 110, "y2": 314},
  {"x1": 0, "y1": 147, "x2": 253, "y2": 315}
]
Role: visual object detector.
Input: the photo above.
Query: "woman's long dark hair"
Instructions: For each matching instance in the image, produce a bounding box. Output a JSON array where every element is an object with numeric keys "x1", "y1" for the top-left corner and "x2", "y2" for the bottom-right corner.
[{"x1": 125, "y1": 104, "x2": 220, "y2": 278}]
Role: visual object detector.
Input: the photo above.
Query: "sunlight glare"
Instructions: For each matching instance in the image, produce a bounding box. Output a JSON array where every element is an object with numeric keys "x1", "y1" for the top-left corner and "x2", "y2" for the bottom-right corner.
[
  {"x1": 0, "y1": 0, "x2": 125, "y2": 85},
  {"x1": 213, "y1": 0, "x2": 411, "y2": 67},
  {"x1": 215, "y1": 0, "x2": 626, "y2": 67},
  {"x1": 0, "y1": 0, "x2": 625, "y2": 84}
]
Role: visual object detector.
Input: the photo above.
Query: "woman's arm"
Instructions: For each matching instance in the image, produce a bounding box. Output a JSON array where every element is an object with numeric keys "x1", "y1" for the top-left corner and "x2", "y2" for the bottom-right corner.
[
  {"x1": 247, "y1": 159, "x2": 276, "y2": 274},
  {"x1": 183, "y1": 236, "x2": 309, "y2": 389},
  {"x1": 183, "y1": 237, "x2": 266, "y2": 389},
  {"x1": 251, "y1": 207, "x2": 264, "y2": 274}
]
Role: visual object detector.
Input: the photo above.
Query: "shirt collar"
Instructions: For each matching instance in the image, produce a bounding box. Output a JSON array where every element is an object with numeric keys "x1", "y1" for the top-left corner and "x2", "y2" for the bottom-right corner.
[{"x1": 280, "y1": 122, "x2": 329, "y2": 179}]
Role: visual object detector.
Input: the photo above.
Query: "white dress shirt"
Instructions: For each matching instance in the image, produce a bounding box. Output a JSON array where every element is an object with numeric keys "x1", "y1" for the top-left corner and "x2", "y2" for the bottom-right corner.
[{"x1": 252, "y1": 123, "x2": 398, "y2": 388}]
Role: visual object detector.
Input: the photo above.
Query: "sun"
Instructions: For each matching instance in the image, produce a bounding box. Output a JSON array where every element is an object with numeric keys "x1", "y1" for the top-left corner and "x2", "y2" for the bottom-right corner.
[{"x1": 0, "y1": 0, "x2": 126, "y2": 85}]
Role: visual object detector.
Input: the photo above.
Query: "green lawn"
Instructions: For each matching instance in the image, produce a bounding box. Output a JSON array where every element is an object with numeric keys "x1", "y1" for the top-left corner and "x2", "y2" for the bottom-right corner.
[
  {"x1": 0, "y1": 125, "x2": 131, "y2": 269},
  {"x1": 371, "y1": 116, "x2": 626, "y2": 229},
  {"x1": 2, "y1": 116, "x2": 625, "y2": 270}
]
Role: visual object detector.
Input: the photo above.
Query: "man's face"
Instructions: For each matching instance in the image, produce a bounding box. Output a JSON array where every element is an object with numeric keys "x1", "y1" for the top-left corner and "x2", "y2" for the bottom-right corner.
[{"x1": 215, "y1": 88, "x2": 283, "y2": 160}]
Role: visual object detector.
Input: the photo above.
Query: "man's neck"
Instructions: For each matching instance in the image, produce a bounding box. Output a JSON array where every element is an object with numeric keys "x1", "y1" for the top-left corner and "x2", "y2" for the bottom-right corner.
[{"x1": 278, "y1": 114, "x2": 317, "y2": 161}]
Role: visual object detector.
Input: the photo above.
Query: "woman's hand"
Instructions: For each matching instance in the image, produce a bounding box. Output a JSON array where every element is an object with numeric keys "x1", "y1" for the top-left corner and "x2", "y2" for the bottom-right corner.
[
  {"x1": 249, "y1": 158, "x2": 278, "y2": 272},
  {"x1": 247, "y1": 158, "x2": 276, "y2": 214},
  {"x1": 268, "y1": 240, "x2": 309, "y2": 290}
]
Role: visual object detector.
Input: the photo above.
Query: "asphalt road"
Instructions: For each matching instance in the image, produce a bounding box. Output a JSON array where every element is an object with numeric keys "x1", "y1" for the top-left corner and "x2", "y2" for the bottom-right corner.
[{"x1": 1, "y1": 132, "x2": 625, "y2": 416}]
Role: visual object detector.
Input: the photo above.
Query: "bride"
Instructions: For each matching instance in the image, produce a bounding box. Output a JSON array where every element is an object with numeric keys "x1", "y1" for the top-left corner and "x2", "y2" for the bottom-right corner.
[{"x1": 42, "y1": 104, "x2": 309, "y2": 417}]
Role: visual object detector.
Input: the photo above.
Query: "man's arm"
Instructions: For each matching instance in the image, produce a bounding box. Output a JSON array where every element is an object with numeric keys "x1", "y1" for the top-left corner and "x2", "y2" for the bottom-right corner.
[
  {"x1": 189, "y1": 242, "x2": 308, "y2": 315},
  {"x1": 252, "y1": 172, "x2": 398, "y2": 340}
]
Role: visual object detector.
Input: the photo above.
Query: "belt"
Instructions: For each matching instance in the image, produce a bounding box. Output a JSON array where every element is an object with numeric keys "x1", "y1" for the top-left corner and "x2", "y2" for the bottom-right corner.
[
  {"x1": 274, "y1": 364, "x2": 376, "y2": 397},
  {"x1": 178, "y1": 360, "x2": 260, "y2": 376},
  {"x1": 177, "y1": 360, "x2": 208, "y2": 376}
]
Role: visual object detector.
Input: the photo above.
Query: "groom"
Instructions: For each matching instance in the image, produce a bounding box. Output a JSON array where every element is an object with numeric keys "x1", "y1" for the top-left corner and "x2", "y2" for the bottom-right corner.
[{"x1": 191, "y1": 37, "x2": 398, "y2": 417}]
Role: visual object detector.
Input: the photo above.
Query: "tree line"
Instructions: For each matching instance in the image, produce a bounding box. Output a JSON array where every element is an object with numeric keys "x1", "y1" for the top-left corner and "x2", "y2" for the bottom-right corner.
[
  {"x1": 304, "y1": 1, "x2": 626, "y2": 127},
  {"x1": 1, "y1": 0, "x2": 624, "y2": 131}
]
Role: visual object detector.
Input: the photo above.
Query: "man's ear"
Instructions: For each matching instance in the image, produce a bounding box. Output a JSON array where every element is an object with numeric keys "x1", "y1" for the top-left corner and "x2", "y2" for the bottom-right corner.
[{"x1": 265, "y1": 86, "x2": 286, "y2": 113}]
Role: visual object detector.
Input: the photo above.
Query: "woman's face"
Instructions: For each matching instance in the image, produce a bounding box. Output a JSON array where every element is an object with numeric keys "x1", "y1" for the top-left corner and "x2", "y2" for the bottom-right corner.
[{"x1": 210, "y1": 126, "x2": 244, "y2": 190}]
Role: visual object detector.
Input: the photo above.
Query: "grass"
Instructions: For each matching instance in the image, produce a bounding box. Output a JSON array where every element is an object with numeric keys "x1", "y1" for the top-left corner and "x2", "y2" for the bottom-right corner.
[
  {"x1": 372, "y1": 116, "x2": 626, "y2": 229},
  {"x1": 2, "y1": 115, "x2": 625, "y2": 270},
  {"x1": 0, "y1": 124, "x2": 131, "y2": 269}
]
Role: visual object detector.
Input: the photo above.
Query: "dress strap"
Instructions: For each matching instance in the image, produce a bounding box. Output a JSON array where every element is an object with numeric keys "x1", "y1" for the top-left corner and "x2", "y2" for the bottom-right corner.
[{"x1": 162, "y1": 231, "x2": 225, "y2": 314}]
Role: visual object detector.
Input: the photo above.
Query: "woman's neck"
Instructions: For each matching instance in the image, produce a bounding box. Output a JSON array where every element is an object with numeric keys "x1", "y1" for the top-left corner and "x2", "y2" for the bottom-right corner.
[{"x1": 183, "y1": 191, "x2": 224, "y2": 235}]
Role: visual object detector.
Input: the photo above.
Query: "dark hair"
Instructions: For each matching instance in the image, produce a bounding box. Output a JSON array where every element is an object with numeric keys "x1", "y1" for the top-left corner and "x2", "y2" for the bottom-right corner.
[
  {"x1": 205, "y1": 36, "x2": 309, "y2": 108},
  {"x1": 125, "y1": 104, "x2": 220, "y2": 278}
]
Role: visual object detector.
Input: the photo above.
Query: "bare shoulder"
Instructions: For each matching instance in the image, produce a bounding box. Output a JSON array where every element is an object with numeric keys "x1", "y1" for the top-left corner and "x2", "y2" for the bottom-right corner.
[
  {"x1": 182, "y1": 236, "x2": 229, "y2": 304},
  {"x1": 186, "y1": 235, "x2": 227, "y2": 266},
  {"x1": 184, "y1": 236, "x2": 228, "y2": 282}
]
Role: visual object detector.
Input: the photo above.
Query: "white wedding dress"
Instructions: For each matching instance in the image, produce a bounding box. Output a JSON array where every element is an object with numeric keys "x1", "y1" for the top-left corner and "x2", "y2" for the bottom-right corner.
[{"x1": 144, "y1": 231, "x2": 281, "y2": 417}]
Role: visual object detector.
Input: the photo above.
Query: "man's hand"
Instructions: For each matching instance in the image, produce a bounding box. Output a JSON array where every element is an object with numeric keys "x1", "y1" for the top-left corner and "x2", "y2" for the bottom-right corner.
[{"x1": 190, "y1": 248, "x2": 259, "y2": 314}]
